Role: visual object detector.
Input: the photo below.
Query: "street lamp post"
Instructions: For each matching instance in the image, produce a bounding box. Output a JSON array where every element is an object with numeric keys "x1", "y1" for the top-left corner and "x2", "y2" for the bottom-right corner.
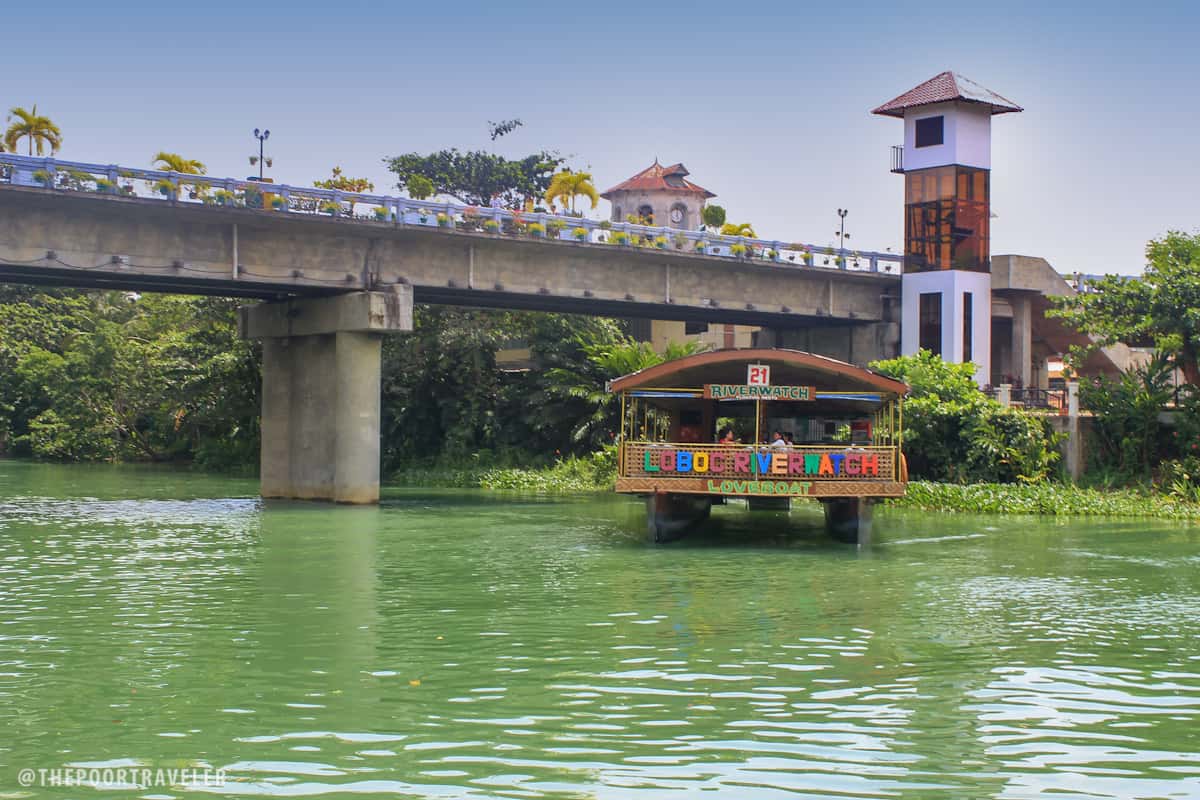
[
  {"x1": 836, "y1": 208, "x2": 850, "y2": 264},
  {"x1": 253, "y1": 128, "x2": 270, "y2": 181}
]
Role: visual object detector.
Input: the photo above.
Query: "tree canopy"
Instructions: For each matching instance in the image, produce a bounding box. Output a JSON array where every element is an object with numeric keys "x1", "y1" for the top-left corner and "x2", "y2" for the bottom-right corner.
[
  {"x1": 386, "y1": 148, "x2": 564, "y2": 208},
  {"x1": 701, "y1": 204, "x2": 726, "y2": 230},
  {"x1": 544, "y1": 170, "x2": 599, "y2": 213},
  {"x1": 720, "y1": 222, "x2": 757, "y2": 238},
  {"x1": 313, "y1": 166, "x2": 374, "y2": 193},
  {"x1": 5, "y1": 105, "x2": 62, "y2": 156},
  {"x1": 1050, "y1": 231, "x2": 1200, "y2": 384},
  {"x1": 152, "y1": 152, "x2": 206, "y2": 174}
]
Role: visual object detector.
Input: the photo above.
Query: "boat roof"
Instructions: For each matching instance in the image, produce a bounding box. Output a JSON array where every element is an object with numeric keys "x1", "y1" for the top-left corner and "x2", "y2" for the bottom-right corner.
[{"x1": 606, "y1": 348, "x2": 908, "y2": 396}]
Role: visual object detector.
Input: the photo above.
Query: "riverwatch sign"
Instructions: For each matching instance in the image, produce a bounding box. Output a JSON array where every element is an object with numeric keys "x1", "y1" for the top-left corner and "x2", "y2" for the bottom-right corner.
[{"x1": 703, "y1": 384, "x2": 814, "y2": 400}]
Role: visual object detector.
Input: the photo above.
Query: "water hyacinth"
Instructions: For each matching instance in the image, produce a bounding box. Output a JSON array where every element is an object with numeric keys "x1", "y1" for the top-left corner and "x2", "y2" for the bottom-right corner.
[{"x1": 893, "y1": 481, "x2": 1200, "y2": 519}]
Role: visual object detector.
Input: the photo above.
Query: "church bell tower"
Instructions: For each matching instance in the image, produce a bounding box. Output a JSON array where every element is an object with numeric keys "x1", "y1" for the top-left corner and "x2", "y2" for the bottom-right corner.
[{"x1": 874, "y1": 71, "x2": 1022, "y2": 385}]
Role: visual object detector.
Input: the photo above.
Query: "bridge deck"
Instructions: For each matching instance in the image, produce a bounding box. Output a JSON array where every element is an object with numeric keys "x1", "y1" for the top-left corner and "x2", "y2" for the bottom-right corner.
[{"x1": 0, "y1": 163, "x2": 900, "y2": 326}]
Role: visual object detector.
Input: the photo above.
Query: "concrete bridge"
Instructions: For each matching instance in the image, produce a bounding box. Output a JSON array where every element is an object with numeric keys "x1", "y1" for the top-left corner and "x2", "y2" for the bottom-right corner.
[{"x1": 0, "y1": 154, "x2": 904, "y2": 503}]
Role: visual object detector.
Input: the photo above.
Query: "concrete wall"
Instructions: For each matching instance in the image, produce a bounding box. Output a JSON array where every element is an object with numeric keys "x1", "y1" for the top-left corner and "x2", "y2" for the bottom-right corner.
[
  {"x1": 766, "y1": 321, "x2": 900, "y2": 367},
  {"x1": 605, "y1": 189, "x2": 705, "y2": 230},
  {"x1": 901, "y1": 269, "x2": 991, "y2": 383}
]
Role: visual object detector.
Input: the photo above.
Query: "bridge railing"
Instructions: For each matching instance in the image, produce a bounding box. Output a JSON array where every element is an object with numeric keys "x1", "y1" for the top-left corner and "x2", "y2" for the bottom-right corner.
[{"x1": 0, "y1": 153, "x2": 904, "y2": 275}]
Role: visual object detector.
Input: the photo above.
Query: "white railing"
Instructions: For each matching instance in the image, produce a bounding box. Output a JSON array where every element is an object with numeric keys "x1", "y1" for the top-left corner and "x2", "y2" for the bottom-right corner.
[{"x1": 0, "y1": 153, "x2": 904, "y2": 275}]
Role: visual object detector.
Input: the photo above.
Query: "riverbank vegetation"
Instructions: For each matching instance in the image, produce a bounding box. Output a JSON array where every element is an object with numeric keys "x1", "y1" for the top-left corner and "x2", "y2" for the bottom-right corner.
[
  {"x1": 868, "y1": 351, "x2": 1061, "y2": 484},
  {"x1": 894, "y1": 481, "x2": 1200, "y2": 519}
]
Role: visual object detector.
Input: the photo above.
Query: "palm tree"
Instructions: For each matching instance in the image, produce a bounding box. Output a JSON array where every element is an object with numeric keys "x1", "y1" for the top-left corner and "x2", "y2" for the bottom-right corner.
[
  {"x1": 544, "y1": 170, "x2": 599, "y2": 214},
  {"x1": 544, "y1": 338, "x2": 710, "y2": 445},
  {"x1": 720, "y1": 222, "x2": 757, "y2": 238},
  {"x1": 4, "y1": 105, "x2": 63, "y2": 156},
  {"x1": 151, "y1": 152, "x2": 206, "y2": 175}
]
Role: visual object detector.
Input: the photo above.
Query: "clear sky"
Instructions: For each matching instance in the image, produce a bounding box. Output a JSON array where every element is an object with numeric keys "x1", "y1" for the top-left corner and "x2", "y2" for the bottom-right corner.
[{"x1": 3, "y1": 0, "x2": 1197, "y2": 275}]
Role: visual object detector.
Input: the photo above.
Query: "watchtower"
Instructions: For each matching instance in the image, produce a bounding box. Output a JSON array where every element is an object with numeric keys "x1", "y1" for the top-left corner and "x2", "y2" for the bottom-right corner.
[{"x1": 874, "y1": 71, "x2": 1022, "y2": 385}]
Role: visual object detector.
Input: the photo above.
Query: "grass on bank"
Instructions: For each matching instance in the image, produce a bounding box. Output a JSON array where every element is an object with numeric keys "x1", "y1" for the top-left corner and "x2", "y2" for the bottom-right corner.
[
  {"x1": 389, "y1": 453, "x2": 1200, "y2": 519},
  {"x1": 389, "y1": 449, "x2": 616, "y2": 494},
  {"x1": 891, "y1": 480, "x2": 1200, "y2": 519}
]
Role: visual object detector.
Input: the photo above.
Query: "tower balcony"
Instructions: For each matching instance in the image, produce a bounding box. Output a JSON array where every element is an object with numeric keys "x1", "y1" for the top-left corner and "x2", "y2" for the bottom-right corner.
[{"x1": 890, "y1": 145, "x2": 904, "y2": 174}]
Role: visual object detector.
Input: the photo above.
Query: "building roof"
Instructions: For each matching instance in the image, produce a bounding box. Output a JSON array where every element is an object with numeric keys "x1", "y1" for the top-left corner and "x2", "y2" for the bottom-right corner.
[
  {"x1": 606, "y1": 348, "x2": 909, "y2": 397},
  {"x1": 872, "y1": 71, "x2": 1022, "y2": 117},
  {"x1": 600, "y1": 160, "x2": 716, "y2": 199}
]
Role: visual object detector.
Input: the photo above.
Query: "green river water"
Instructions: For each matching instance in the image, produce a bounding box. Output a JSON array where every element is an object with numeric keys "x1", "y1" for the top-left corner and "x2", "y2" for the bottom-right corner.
[{"x1": 1, "y1": 460, "x2": 1198, "y2": 799}]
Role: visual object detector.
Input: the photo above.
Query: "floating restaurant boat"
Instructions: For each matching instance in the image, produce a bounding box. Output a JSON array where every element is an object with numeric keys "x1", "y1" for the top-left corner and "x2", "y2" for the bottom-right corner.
[{"x1": 607, "y1": 348, "x2": 909, "y2": 544}]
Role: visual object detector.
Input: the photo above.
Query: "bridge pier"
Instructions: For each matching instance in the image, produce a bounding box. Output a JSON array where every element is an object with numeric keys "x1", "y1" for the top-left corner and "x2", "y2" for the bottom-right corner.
[{"x1": 240, "y1": 287, "x2": 413, "y2": 504}]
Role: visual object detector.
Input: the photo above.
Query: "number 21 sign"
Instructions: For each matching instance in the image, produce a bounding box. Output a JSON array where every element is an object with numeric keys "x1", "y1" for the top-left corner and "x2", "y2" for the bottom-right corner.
[{"x1": 747, "y1": 364, "x2": 771, "y2": 387}]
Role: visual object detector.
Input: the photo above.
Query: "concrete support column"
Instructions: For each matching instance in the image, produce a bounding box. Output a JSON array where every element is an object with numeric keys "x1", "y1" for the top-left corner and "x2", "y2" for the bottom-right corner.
[
  {"x1": 259, "y1": 331, "x2": 381, "y2": 502},
  {"x1": 1064, "y1": 380, "x2": 1082, "y2": 481},
  {"x1": 242, "y1": 287, "x2": 413, "y2": 504},
  {"x1": 823, "y1": 497, "x2": 873, "y2": 546},
  {"x1": 1011, "y1": 294, "x2": 1033, "y2": 388}
]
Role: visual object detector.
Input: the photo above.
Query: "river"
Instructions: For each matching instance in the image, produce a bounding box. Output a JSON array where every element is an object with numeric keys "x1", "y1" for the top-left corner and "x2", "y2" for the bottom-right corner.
[{"x1": 1, "y1": 460, "x2": 1198, "y2": 799}]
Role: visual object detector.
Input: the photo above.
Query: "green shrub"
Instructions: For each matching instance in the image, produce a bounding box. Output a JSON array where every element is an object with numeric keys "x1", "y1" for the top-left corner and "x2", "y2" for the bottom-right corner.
[
  {"x1": 1079, "y1": 353, "x2": 1175, "y2": 479},
  {"x1": 871, "y1": 350, "x2": 1060, "y2": 483}
]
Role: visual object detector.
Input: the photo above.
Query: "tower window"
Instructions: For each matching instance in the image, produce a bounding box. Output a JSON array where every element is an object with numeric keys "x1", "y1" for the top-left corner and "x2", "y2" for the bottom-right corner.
[
  {"x1": 962, "y1": 292, "x2": 973, "y2": 363},
  {"x1": 914, "y1": 116, "x2": 944, "y2": 148},
  {"x1": 919, "y1": 292, "x2": 942, "y2": 355}
]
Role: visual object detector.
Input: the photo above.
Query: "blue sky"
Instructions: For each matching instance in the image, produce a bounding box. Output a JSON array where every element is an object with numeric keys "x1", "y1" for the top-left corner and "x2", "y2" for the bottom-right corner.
[{"x1": 3, "y1": 0, "x2": 1197, "y2": 275}]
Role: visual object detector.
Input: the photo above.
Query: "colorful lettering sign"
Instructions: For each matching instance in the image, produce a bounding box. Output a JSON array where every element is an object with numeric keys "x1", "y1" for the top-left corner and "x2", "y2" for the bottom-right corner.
[
  {"x1": 707, "y1": 479, "x2": 812, "y2": 495},
  {"x1": 703, "y1": 384, "x2": 814, "y2": 400},
  {"x1": 747, "y1": 364, "x2": 771, "y2": 386},
  {"x1": 640, "y1": 447, "x2": 881, "y2": 478}
]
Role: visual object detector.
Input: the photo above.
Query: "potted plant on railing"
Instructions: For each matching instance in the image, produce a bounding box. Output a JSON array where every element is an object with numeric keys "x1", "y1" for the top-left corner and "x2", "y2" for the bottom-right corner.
[
  {"x1": 802, "y1": 248, "x2": 814, "y2": 265},
  {"x1": 271, "y1": 196, "x2": 288, "y2": 211},
  {"x1": 483, "y1": 219, "x2": 501, "y2": 234},
  {"x1": 436, "y1": 212, "x2": 451, "y2": 228},
  {"x1": 546, "y1": 219, "x2": 566, "y2": 239},
  {"x1": 612, "y1": 231, "x2": 630, "y2": 246},
  {"x1": 572, "y1": 226, "x2": 588, "y2": 242},
  {"x1": 213, "y1": 189, "x2": 235, "y2": 207},
  {"x1": 528, "y1": 222, "x2": 546, "y2": 239},
  {"x1": 153, "y1": 179, "x2": 177, "y2": 199},
  {"x1": 694, "y1": 238, "x2": 707, "y2": 253},
  {"x1": 320, "y1": 200, "x2": 340, "y2": 216},
  {"x1": 852, "y1": 250, "x2": 862, "y2": 268},
  {"x1": 94, "y1": 177, "x2": 115, "y2": 194},
  {"x1": 31, "y1": 169, "x2": 53, "y2": 187},
  {"x1": 460, "y1": 206, "x2": 480, "y2": 231},
  {"x1": 823, "y1": 246, "x2": 834, "y2": 265},
  {"x1": 242, "y1": 186, "x2": 264, "y2": 209},
  {"x1": 730, "y1": 243, "x2": 749, "y2": 258},
  {"x1": 654, "y1": 235, "x2": 669, "y2": 250},
  {"x1": 372, "y1": 206, "x2": 390, "y2": 221},
  {"x1": 417, "y1": 209, "x2": 430, "y2": 225},
  {"x1": 767, "y1": 249, "x2": 779, "y2": 261},
  {"x1": 835, "y1": 254, "x2": 846, "y2": 268},
  {"x1": 673, "y1": 233, "x2": 688, "y2": 250}
]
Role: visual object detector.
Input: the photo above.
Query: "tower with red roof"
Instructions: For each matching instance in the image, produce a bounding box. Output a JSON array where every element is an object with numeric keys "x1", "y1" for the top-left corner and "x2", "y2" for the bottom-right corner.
[
  {"x1": 600, "y1": 160, "x2": 715, "y2": 230},
  {"x1": 874, "y1": 71, "x2": 1022, "y2": 385}
]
